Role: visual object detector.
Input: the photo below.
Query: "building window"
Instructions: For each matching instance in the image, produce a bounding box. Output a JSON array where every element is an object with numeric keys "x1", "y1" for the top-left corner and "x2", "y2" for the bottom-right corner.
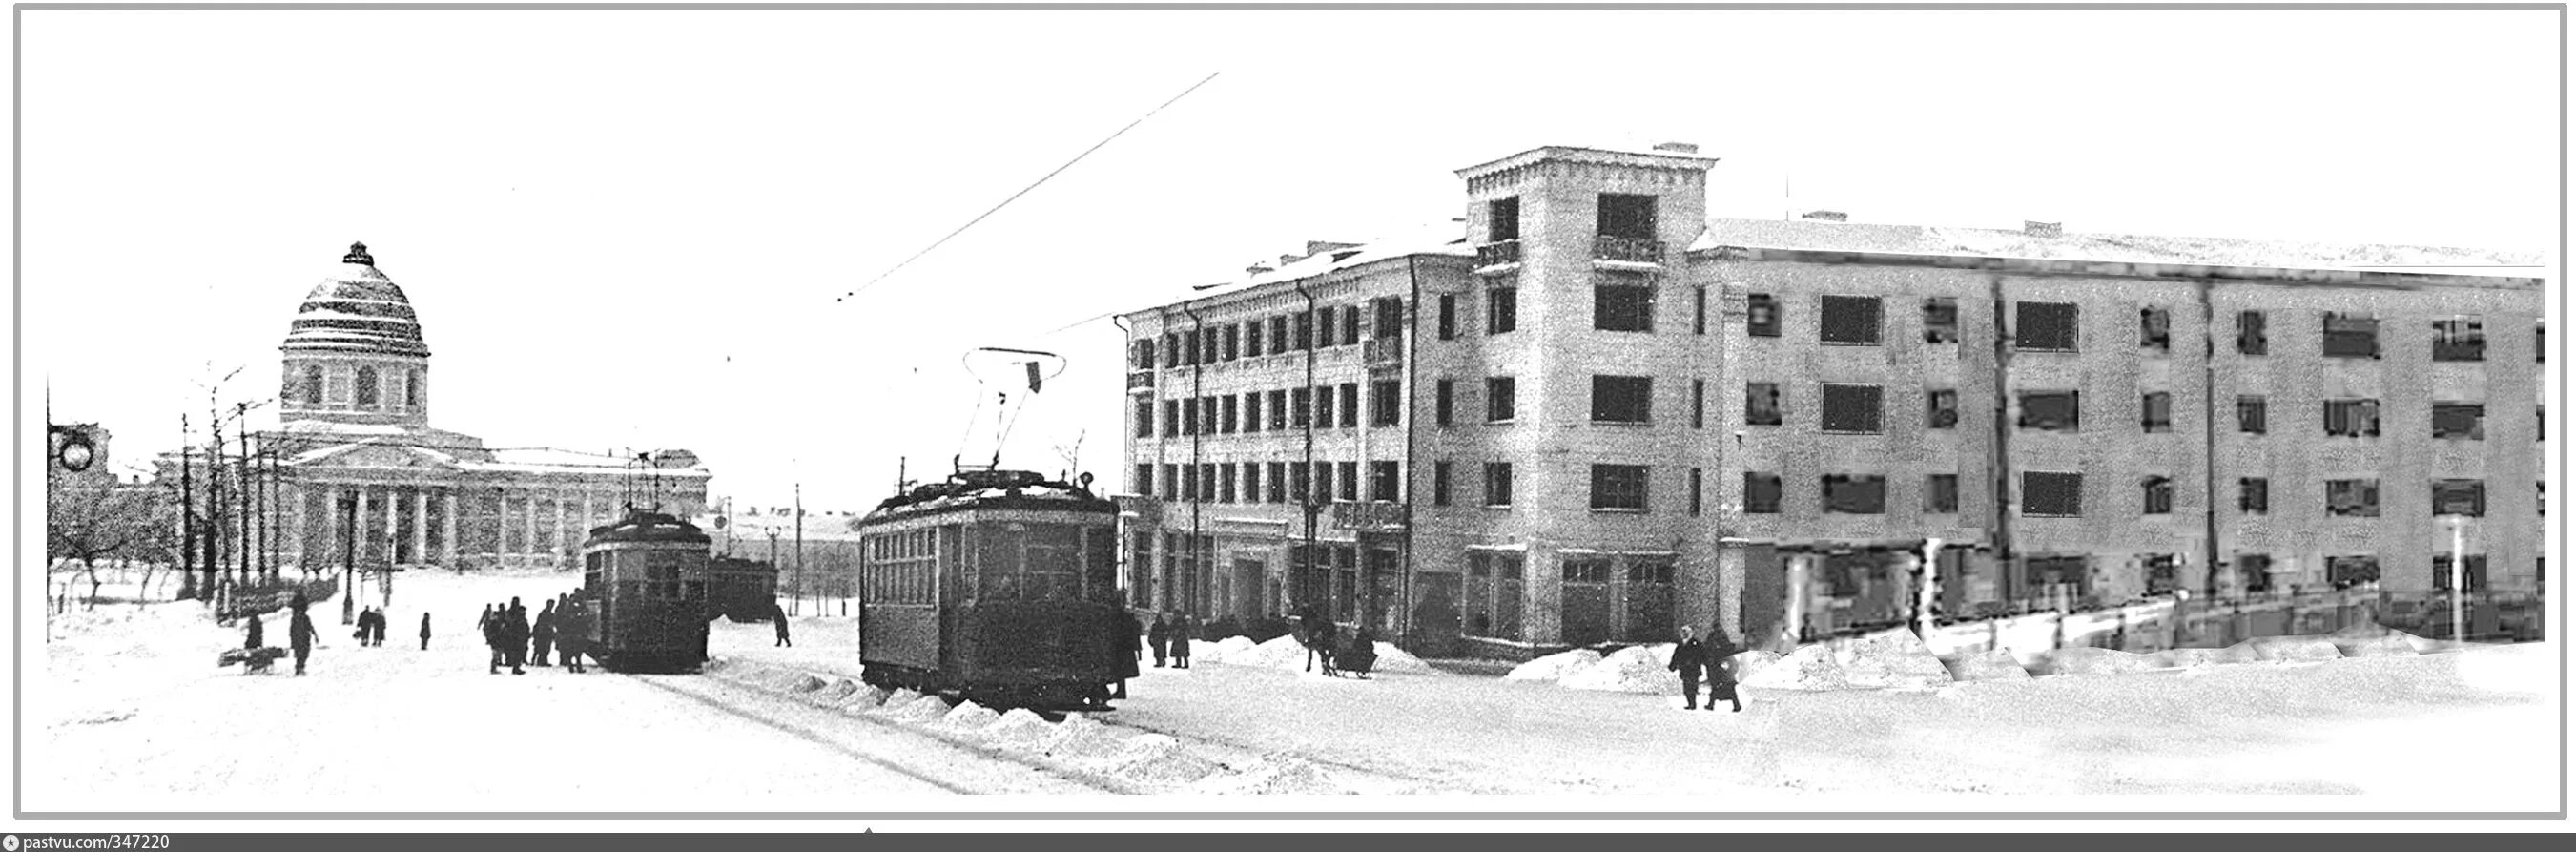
[
  {"x1": 1463, "y1": 550, "x2": 1525, "y2": 641},
  {"x1": 1370, "y1": 380, "x2": 1401, "y2": 426},
  {"x1": 2540, "y1": 481, "x2": 2547, "y2": 517},
  {"x1": 1338, "y1": 461, "x2": 1358, "y2": 501},
  {"x1": 1693, "y1": 287, "x2": 1708, "y2": 335},
  {"x1": 2238, "y1": 396, "x2": 2267, "y2": 434},
  {"x1": 1220, "y1": 464, "x2": 1236, "y2": 503},
  {"x1": 1135, "y1": 400, "x2": 1154, "y2": 438},
  {"x1": 2538, "y1": 322, "x2": 2546, "y2": 364},
  {"x1": 2015, "y1": 302, "x2": 2078, "y2": 352},
  {"x1": 1923, "y1": 297, "x2": 1959, "y2": 343},
  {"x1": 2237, "y1": 553, "x2": 2275, "y2": 593},
  {"x1": 1595, "y1": 276, "x2": 1655, "y2": 332},
  {"x1": 1162, "y1": 465, "x2": 1177, "y2": 499},
  {"x1": 2239, "y1": 478, "x2": 2269, "y2": 514},
  {"x1": 1246, "y1": 321, "x2": 1263, "y2": 357},
  {"x1": 2323, "y1": 398, "x2": 2382, "y2": 438},
  {"x1": 1131, "y1": 339, "x2": 1156, "y2": 369},
  {"x1": 1179, "y1": 397, "x2": 1199, "y2": 435},
  {"x1": 2141, "y1": 476, "x2": 2174, "y2": 515},
  {"x1": 1689, "y1": 468, "x2": 1704, "y2": 516},
  {"x1": 1438, "y1": 294, "x2": 1457, "y2": 340},
  {"x1": 1312, "y1": 386, "x2": 1334, "y2": 429},
  {"x1": 1339, "y1": 383, "x2": 1359, "y2": 428},
  {"x1": 1296, "y1": 312, "x2": 1313, "y2": 350},
  {"x1": 2432, "y1": 479, "x2": 2487, "y2": 517},
  {"x1": 2237, "y1": 310, "x2": 2268, "y2": 356},
  {"x1": 1135, "y1": 464, "x2": 1153, "y2": 498},
  {"x1": 1271, "y1": 315, "x2": 1290, "y2": 355},
  {"x1": 1597, "y1": 193, "x2": 1658, "y2": 239},
  {"x1": 1820, "y1": 384, "x2": 1885, "y2": 434},
  {"x1": 1268, "y1": 389, "x2": 1288, "y2": 430},
  {"x1": 2022, "y1": 472, "x2": 2084, "y2": 517},
  {"x1": 1483, "y1": 463, "x2": 1514, "y2": 508},
  {"x1": 2326, "y1": 479, "x2": 2381, "y2": 517},
  {"x1": 1744, "y1": 472, "x2": 1783, "y2": 514},
  {"x1": 2433, "y1": 403, "x2": 2487, "y2": 440},
  {"x1": 1692, "y1": 380, "x2": 1706, "y2": 428},
  {"x1": 1370, "y1": 461, "x2": 1399, "y2": 502},
  {"x1": 1223, "y1": 325, "x2": 1240, "y2": 361},
  {"x1": 1221, "y1": 395, "x2": 1238, "y2": 433},
  {"x1": 2139, "y1": 306, "x2": 2171, "y2": 352},
  {"x1": 1486, "y1": 377, "x2": 1516, "y2": 423},
  {"x1": 2432, "y1": 554, "x2": 2489, "y2": 592},
  {"x1": 1311, "y1": 463, "x2": 1331, "y2": 505},
  {"x1": 1243, "y1": 392, "x2": 1262, "y2": 433},
  {"x1": 1746, "y1": 382, "x2": 1783, "y2": 426},
  {"x1": 1927, "y1": 389, "x2": 1959, "y2": 429},
  {"x1": 2326, "y1": 555, "x2": 2380, "y2": 590},
  {"x1": 1182, "y1": 465, "x2": 1199, "y2": 503},
  {"x1": 1267, "y1": 462, "x2": 1287, "y2": 503},
  {"x1": 1822, "y1": 474, "x2": 1886, "y2": 514},
  {"x1": 1432, "y1": 462, "x2": 1452, "y2": 507},
  {"x1": 1591, "y1": 465, "x2": 1649, "y2": 510},
  {"x1": 2433, "y1": 318, "x2": 2485, "y2": 362},
  {"x1": 1747, "y1": 293, "x2": 1781, "y2": 337},
  {"x1": 355, "y1": 365, "x2": 380, "y2": 408},
  {"x1": 1926, "y1": 474, "x2": 1960, "y2": 514},
  {"x1": 303, "y1": 364, "x2": 324, "y2": 405},
  {"x1": 1592, "y1": 375, "x2": 1653, "y2": 424},
  {"x1": 1343, "y1": 305, "x2": 1363, "y2": 346},
  {"x1": 2018, "y1": 390, "x2": 2080, "y2": 431},
  {"x1": 1488, "y1": 286, "x2": 1518, "y2": 334},
  {"x1": 1243, "y1": 463, "x2": 1261, "y2": 504},
  {"x1": 1292, "y1": 388, "x2": 1311, "y2": 428},
  {"x1": 2141, "y1": 391, "x2": 2173, "y2": 433},
  {"x1": 1489, "y1": 197, "x2": 1522, "y2": 241},
  {"x1": 402, "y1": 370, "x2": 421, "y2": 410},
  {"x1": 2145, "y1": 554, "x2": 2182, "y2": 595},
  {"x1": 1318, "y1": 309, "x2": 1337, "y2": 348},
  {"x1": 1436, "y1": 379, "x2": 1454, "y2": 426},
  {"x1": 1373, "y1": 298, "x2": 1403, "y2": 340},
  {"x1": 1820, "y1": 295, "x2": 1883, "y2": 345},
  {"x1": 2321, "y1": 312, "x2": 2381, "y2": 359}
]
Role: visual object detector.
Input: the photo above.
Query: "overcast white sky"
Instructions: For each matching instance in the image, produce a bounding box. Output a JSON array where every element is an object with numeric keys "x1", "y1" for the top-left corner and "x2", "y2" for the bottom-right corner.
[{"x1": 18, "y1": 8, "x2": 2561, "y2": 511}]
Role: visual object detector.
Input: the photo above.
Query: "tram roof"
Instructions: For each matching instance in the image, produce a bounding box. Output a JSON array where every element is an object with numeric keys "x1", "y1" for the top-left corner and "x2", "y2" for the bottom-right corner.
[{"x1": 584, "y1": 509, "x2": 713, "y2": 547}]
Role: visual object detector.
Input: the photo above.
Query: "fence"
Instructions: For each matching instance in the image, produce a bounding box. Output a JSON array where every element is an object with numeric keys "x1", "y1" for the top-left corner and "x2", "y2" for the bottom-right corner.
[{"x1": 1886, "y1": 589, "x2": 2544, "y2": 666}]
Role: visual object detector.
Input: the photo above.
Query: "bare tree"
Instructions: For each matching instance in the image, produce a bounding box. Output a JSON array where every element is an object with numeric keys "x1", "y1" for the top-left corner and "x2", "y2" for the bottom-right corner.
[{"x1": 47, "y1": 468, "x2": 170, "y2": 610}]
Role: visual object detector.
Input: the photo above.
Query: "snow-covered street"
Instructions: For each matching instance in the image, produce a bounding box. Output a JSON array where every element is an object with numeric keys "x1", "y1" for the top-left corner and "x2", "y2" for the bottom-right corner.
[{"x1": 25, "y1": 568, "x2": 2561, "y2": 811}]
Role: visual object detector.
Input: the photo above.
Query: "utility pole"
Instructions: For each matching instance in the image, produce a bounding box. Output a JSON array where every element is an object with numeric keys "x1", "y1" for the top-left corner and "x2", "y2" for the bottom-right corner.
[
  {"x1": 794, "y1": 483, "x2": 805, "y2": 617},
  {"x1": 237, "y1": 402, "x2": 251, "y2": 592},
  {"x1": 342, "y1": 495, "x2": 359, "y2": 626},
  {"x1": 180, "y1": 415, "x2": 198, "y2": 601}
]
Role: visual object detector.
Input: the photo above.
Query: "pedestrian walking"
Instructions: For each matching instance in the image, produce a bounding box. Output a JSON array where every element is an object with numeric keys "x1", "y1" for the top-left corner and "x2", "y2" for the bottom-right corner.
[
  {"x1": 505, "y1": 597, "x2": 530, "y2": 675},
  {"x1": 287, "y1": 593, "x2": 317, "y2": 676},
  {"x1": 1114, "y1": 610, "x2": 1142, "y2": 698},
  {"x1": 1340, "y1": 626, "x2": 1379, "y2": 678},
  {"x1": 772, "y1": 600, "x2": 793, "y2": 647},
  {"x1": 1668, "y1": 626, "x2": 1710, "y2": 711},
  {"x1": 558, "y1": 596, "x2": 590, "y2": 674},
  {"x1": 372, "y1": 609, "x2": 389, "y2": 647},
  {"x1": 1705, "y1": 628, "x2": 1743, "y2": 713},
  {"x1": 418, "y1": 613, "x2": 432, "y2": 651},
  {"x1": 532, "y1": 600, "x2": 557, "y2": 667},
  {"x1": 1147, "y1": 615, "x2": 1170, "y2": 668},
  {"x1": 484, "y1": 602, "x2": 506, "y2": 673},
  {"x1": 244, "y1": 612, "x2": 265, "y2": 651},
  {"x1": 1169, "y1": 616, "x2": 1194, "y2": 670}
]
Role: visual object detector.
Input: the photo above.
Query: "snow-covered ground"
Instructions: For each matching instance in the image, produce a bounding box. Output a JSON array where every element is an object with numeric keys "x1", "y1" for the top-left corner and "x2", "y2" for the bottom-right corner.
[{"x1": 25, "y1": 568, "x2": 2563, "y2": 812}]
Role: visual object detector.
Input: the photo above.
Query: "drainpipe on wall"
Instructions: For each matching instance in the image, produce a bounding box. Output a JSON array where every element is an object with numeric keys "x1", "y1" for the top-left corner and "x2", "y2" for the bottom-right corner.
[
  {"x1": 1183, "y1": 301, "x2": 1206, "y2": 620},
  {"x1": 1990, "y1": 273, "x2": 2018, "y2": 612},
  {"x1": 2197, "y1": 279, "x2": 2222, "y2": 606},
  {"x1": 1112, "y1": 314, "x2": 1134, "y2": 605},
  {"x1": 1399, "y1": 256, "x2": 1423, "y2": 648},
  {"x1": 1294, "y1": 279, "x2": 1320, "y2": 617}
]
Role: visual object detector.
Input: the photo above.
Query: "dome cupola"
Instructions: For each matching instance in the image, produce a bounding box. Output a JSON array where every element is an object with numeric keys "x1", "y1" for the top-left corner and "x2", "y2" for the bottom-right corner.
[{"x1": 278, "y1": 242, "x2": 434, "y2": 427}]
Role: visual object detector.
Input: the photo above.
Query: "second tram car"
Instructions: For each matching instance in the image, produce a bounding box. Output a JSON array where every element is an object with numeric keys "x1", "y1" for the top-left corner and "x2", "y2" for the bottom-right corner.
[
  {"x1": 855, "y1": 469, "x2": 1129, "y2": 708},
  {"x1": 575, "y1": 508, "x2": 716, "y2": 673}
]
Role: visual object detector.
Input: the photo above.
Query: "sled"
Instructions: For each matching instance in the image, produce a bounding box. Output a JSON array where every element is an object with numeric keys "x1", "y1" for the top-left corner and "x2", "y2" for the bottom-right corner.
[{"x1": 218, "y1": 646, "x2": 288, "y2": 675}]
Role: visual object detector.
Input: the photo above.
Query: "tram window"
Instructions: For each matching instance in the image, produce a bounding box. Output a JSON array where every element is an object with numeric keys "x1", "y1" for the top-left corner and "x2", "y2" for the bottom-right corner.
[
  {"x1": 978, "y1": 526, "x2": 1026, "y2": 600},
  {"x1": 683, "y1": 581, "x2": 706, "y2": 601},
  {"x1": 1025, "y1": 524, "x2": 1082, "y2": 601},
  {"x1": 1085, "y1": 526, "x2": 1118, "y2": 600}
]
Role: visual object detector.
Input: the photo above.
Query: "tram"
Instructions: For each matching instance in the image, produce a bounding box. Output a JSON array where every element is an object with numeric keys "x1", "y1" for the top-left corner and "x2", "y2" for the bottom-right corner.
[{"x1": 573, "y1": 508, "x2": 715, "y2": 673}]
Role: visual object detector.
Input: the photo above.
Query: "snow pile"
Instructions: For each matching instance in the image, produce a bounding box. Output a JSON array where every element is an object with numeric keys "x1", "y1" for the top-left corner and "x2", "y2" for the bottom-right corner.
[
  {"x1": 2033, "y1": 647, "x2": 2157, "y2": 676},
  {"x1": 1036, "y1": 714, "x2": 1128, "y2": 762},
  {"x1": 1103, "y1": 734, "x2": 1225, "y2": 785},
  {"x1": 1741, "y1": 642, "x2": 1850, "y2": 691},
  {"x1": 979, "y1": 709, "x2": 1057, "y2": 749},
  {"x1": 1219, "y1": 635, "x2": 1313, "y2": 671},
  {"x1": 2326, "y1": 625, "x2": 2419, "y2": 658},
  {"x1": 1831, "y1": 629, "x2": 1954, "y2": 690},
  {"x1": 2233, "y1": 636, "x2": 2341, "y2": 663},
  {"x1": 2147, "y1": 646, "x2": 2261, "y2": 669},
  {"x1": 1506, "y1": 649, "x2": 1602, "y2": 681},
  {"x1": 1723, "y1": 649, "x2": 1781, "y2": 684},
  {"x1": 2401, "y1": 633, "x2": 2472, "y2": 655},
  {"x1": 813, "y1": 678, "x2": 860, "y2": 702},
  {"x1": 938, "y1": 700, "x2": 1001, "y2": 731},
  {"x1": 836, "y1": 686, "x2": 891, "y2": 712},
  {"x1": 1188, "y1": 756, "x2": 1346, "y2": 795},
  {"x1": 889, "y1": 693, "x2": 953, "y2": 722},
  {"x1": 866, "y1": 688, "x2": 928, "y2": 717},
  {"x1": 1210, "y1": 635, "x2": 1259, "y2": 661},
  {"x1": 1366, "y1": 642, "x2": 1436, "y2": 674},
  {"x1": 787, "y1": 674, "x2": 831, "y2": 693},
  {"x1": 1942, "y1": 650, "x2": 2030, "y2": 681},
  {"x1": 1560, "y1": 643, "x2": 1679, "y2": 693}
]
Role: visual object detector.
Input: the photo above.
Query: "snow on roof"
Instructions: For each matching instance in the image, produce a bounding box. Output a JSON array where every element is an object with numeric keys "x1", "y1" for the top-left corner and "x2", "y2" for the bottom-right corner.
[
  {"x1": 470, "y1": 447, "x2": 711, "y2": 478},
  {"x1": 1128, "y1": 221, "x2": 1473, "y2": 312},
  {"x1": 1689, "y1": 218, "x2": 2543, "y2": 272}
]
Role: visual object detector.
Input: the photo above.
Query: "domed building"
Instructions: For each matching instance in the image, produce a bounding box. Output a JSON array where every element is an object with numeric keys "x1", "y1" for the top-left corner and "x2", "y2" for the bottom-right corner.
[{"x1": 171, "y1": 242, "x2": 712, "y2": 571}]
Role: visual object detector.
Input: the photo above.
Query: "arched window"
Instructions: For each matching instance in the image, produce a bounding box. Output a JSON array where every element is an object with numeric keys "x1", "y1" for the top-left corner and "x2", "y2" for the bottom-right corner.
[
  {"x1": 355, "y1": 365, "x2": 380, "y2": 407},
  {"x1": 304, "y1": 365, "x2": 323, "y2": 405},
  {"x1": 405, "y1": 369, "x2": 421, "y2": 409}
]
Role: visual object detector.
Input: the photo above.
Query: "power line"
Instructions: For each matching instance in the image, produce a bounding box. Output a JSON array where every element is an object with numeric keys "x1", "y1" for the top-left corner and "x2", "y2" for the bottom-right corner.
[{"x1": 836, "y1": 71, "x2": 1222, "y2": 305}]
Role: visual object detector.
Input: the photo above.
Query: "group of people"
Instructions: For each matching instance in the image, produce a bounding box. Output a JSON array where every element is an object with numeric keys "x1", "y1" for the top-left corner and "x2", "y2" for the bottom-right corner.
[
  {"x1": 1144, "y1": 613, "x2": 1195, "y2": 669},
  {"x1": 1665, "y1": 625, "x2": 1743, "y2": 712},
  {"x1": 350, "y1": 607, "x2": 397, "y2": 647},
  {"x1": 241, "y1": 592, "x2": 323, "y2": 675},
  {"x1": 477, "y1": 593, "x2": 591, "y2": 675}
]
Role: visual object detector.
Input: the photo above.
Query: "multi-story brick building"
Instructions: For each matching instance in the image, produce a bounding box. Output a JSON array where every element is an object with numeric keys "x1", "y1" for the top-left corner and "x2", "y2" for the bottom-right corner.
[{"x1": 1119, "y1": 144, "x2": 2545, "y2": 658}]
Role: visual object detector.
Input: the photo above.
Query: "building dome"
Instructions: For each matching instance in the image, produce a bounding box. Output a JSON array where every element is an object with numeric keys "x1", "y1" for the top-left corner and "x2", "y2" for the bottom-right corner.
[{"x1": 281, "y1": 242, "x2": 431, "y2": 357}]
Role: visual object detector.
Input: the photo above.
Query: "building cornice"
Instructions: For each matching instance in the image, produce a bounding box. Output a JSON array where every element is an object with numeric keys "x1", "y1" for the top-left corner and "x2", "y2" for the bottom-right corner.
[{"x1": 1691, "y1": 244, "x2": 2545, "y2": 291}]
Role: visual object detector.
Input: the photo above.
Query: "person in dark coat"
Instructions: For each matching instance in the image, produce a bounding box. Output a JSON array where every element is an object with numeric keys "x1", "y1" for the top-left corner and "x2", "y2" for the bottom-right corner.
[
  {"x1": 1340, "y1": 626, "x2": 1379, "y2": 678},
  {"x1": 1114, "y1": 611, "x2": 1143, "y2": 698},
  {"x1": 531, "y1": 600, "x2": 558, "y2": 666},
  {"x1": 418, "y1": 613, "x2": 432, "y2": 651},
  {"x1": 1300, "y1": 606, "x2": 1329, "y2": 673},
  {"x1": 505, "y1": 597, "x2": 530, "y2": 675},
  {"x1": 354, "y1": 607, "x2": 373, "y2": 646},
  {"x1": 372, "y1": 608, "x2": 389, "y2": 647},
  {"x1": 1668, "y1": 626, "x2": 1711, "y2": 710},
  {"x1": 1704, "y1": 628, "x2": 1743, "y2": 713},
  {"x1": 286, "y1": 595, "x2": 317, "y2": 676},
  {"x1": 483, "y1": 602, "x2": 505, "y2": 674},
  {"x1": 1169, "y1": 616, "x2": 1194, "y2": 669},
  {"x1": 558, "y1": 596, "x2": 590, "y2": 674},
  {"x1": 1309, "y1": 616, "x2": 1341, "y2": 677},
  {"x1": 1146, "y1": 615, "x2": 1170, "y2": 668},
  {"x1": 772, "y1": 601, "x2": 793, "y2": 647},
  {"x1": 244, "y1": 613, "x2": 265, "y2": 650}
]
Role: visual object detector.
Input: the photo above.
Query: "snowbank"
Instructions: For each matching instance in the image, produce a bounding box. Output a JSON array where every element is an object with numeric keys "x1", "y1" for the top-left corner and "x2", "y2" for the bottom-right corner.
[
  {"x1": 2033, "y1": 647, "x2": 2157, "y2": 676},
  {"x1": 1724, "y1": 649, "x2": 1781, "y2": 684},
  {"x1": 867, "y1": 688, "x2": 928, "y2": 717},
  {"x1": 2147, "y1": 646, "x2": 2262, "y2": 669},
  {"x1": 2326, "y1": 625, "x2": 2419, "y2": 658},
  {"x1": 836, "y1": 686, "x2": 891, "y2": 712},
  {"x1": 1561, "y1": 643, "x2": 1678, "y2": 693},
  {"x1": 980, "y1": 708, "x2": 1057, "y2": 749},
  {"x1": 1368, "y1": 642, "x2": 1436, "y2": 674},
  {"x1": 1103, "y1": 734, "x2": 1225, "y2": 785},
  {"x1": 1942, "y1": 650, "x2": 2030, "y2": 681},
  {"x1": 889, "y1": 693, "x2": 954, "y2": 722},
  {"x1": 1188, "y1": 756, "x2": 1345, "y2": 795},
  {"x1": 1741, "y1": 642, "x2": 1850, "y2": 691},
  {"x1": 2233, "y1": 635, "x2": 2341, "y2": 663},
  {"x1": 1209, "y1": 635, "x2": 1258, "y2": 661},
  {"x1": 1507, "y1": 649, "x2": 1602, "y2": 681},
  {"x1": 1222, "y1": 635, "x2": 1313, "y2": 671},
  {"x1": 813, "y1": 678, "x2": 860, "y2": 702},
  {"x1": 938, "y1": 700, "x2": 1001, "y2": 731},
  {"x1": 787, "y1": 674, "x2": 830, "y2": 693},
  {"x1": 1037, "y1": 714, "x2": 1127, "y2": 762},
  {"x1": 1832, "y1": 630, "x2": 1952, "y2": 690}
]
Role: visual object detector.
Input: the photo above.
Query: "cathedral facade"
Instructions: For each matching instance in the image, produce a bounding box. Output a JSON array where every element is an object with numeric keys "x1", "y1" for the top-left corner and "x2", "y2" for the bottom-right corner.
[{"x1": 162, "y1": 242, "x2": 711, "y2": 572}]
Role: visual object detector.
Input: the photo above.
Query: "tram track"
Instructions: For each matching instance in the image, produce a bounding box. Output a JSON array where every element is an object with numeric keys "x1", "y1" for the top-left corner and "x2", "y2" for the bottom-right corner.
[{"x1": 623, "y1": 670, "x2": 1141, "y2": 795}]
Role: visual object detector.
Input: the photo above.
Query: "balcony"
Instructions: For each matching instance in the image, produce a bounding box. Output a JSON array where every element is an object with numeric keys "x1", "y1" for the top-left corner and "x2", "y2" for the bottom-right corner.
[
  {"x1": 1592, "y1": 235, "x2": 1663, "y2": 266},
  {"x1": 1126, "y1": 370, "x2": 1154, "y2": 393},
  {"x1": 1473, "y1": 239, "x2": 1522, "y2": 272},
  {"x1": 1330, "y1": 500, "x2": 1411, "y2": 532},
  {"x1": 1363, "y1": 335, "x2": 1404, "y2": 368}
]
